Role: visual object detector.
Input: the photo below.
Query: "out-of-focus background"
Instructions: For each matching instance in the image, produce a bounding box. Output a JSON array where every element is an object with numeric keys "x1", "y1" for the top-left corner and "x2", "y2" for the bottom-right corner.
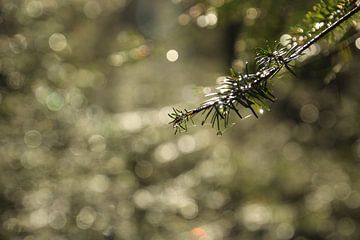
[{"x1": 0, "y1": 0, "x2": 360, "y2": 239}]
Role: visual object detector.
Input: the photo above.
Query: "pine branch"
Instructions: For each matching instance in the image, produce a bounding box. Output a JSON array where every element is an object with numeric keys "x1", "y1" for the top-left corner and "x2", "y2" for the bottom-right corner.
[{"x1": 169, "y1": 0, "x2": 360, "y2": 135}]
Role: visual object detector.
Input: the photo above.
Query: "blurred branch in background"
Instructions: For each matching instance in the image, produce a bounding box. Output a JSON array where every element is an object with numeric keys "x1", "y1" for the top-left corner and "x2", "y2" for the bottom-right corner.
[{"x1": 0, "y1": 0, "x2": 359, "y2": 240}]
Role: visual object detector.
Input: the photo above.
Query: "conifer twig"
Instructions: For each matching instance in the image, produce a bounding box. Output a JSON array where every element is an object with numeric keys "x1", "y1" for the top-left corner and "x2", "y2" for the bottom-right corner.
[{"x1": 169, "y1": 0, "x2": 360, "y2": 135}]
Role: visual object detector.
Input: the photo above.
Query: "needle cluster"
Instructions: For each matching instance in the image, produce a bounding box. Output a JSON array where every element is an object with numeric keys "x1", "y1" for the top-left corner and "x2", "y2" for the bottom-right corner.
[{"x1": 169, "y1": 0, "x2": 360, "y2": 134}]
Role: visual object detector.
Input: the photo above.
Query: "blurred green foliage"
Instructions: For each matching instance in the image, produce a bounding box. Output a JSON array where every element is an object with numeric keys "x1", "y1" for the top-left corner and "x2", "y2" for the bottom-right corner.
[{"x1": 0, "y1": 0, "x2": 359, "y2": 240}]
